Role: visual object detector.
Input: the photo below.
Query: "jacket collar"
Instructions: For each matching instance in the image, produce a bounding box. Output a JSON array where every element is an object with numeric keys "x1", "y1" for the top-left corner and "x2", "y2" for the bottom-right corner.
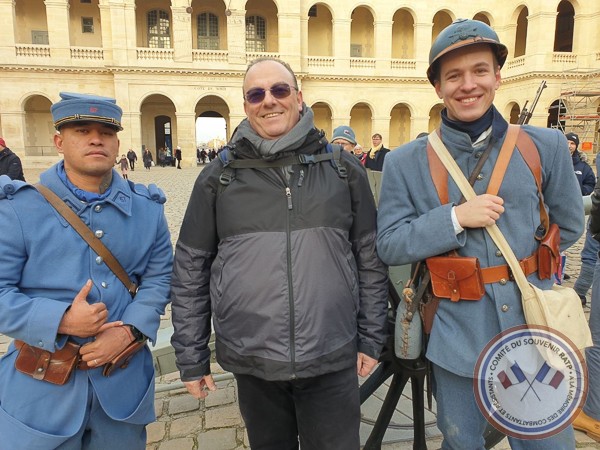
[{"x1": 39, "y1": 163, "x2": 133, "y2": 216}]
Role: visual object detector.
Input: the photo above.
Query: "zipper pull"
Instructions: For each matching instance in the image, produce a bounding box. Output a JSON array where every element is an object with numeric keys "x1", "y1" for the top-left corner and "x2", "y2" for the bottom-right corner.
[
  {"x1": 285, "y1": 187, "x2": 293, "y2": 210},
  {"x1": 298, "y1": 169, "x2": 305, "y2": 187}
]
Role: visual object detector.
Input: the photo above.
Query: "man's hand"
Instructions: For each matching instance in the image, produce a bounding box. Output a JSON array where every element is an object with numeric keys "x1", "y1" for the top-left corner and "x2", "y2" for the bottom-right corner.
[
  {"x1": 357, "y1": 352, "x2": 378, "y2": 377},
  {"x1": 454, "y1": 194, "x2": 505, "y2": 228},
  {"x1": 79, "y1": 326, "x2": 133, "y2": 368},
  {"x1": 57, "y1": 280, "x2": 123, "y2": 337},
  {"x1": 184, "y1": 376, "x2": 217, "y2": 399}
]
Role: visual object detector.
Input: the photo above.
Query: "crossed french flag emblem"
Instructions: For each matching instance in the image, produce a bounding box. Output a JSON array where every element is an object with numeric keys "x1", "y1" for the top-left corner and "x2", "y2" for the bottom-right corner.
[{"x1": 498, "y1": 361, "x2": 564, "y2": 392}]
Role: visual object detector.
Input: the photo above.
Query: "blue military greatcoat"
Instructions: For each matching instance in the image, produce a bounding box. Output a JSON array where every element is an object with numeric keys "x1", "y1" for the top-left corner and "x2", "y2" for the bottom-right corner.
[{"x1": 0, "y1": 163, "x2": 172, "y2": 449}]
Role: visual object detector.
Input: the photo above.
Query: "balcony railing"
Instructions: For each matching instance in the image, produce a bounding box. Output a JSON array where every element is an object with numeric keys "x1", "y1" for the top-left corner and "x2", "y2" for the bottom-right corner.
[
  {"x1": 70, "y1": 47, "x2": 104, "y2": 60},
  {"x1": 246, "y1": 52, "x2": 280, "y2": 63},
  {"x1": 137, "y1": 48, "x2": 174, "y2": 61},
  {"x1": 552, "y1": 52, "x2": 577, "y2": 64},
  {"x1": 192, "y1": 49, "x2": 228, "y2": 62},
  {"x1": 506, "y1": 56, "x2": 526, "y2": 70},
  {"x1": 16, "y1": 44, "x2": 50, "y2": 58},
  {"x1": 390, "y1": 59, "x2": 416, "y2": 70},
  {"x1": 307, "y1": 56, "x2": 335, "y2": 68},
  {"x1": 350, "y1": 57, "x2": 376, "y2": 69}
]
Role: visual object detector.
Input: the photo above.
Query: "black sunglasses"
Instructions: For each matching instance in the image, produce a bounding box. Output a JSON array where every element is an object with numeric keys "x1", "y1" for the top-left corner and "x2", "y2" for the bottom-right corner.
[{"x1": 244, "y1": 83, "x2": 297, "y2": 104}]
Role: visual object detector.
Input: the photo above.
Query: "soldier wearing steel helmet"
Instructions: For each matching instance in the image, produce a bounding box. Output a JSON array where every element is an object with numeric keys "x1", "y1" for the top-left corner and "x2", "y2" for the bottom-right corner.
[{"x1": 377, "y1": 19, "x2": 583, "y2": 449}]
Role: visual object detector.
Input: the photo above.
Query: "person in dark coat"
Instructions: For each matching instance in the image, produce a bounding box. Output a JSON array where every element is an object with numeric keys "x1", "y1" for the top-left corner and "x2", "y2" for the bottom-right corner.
[
  {"x1": 566, "y1": 132, "x2": 595, "y2": 195},
  {"x1": 364, "y1": 133, "x2": 389, "y2": 171},
  {"x1": 175, "y1": 146, "x2": 182, "y2": 169},
  {"x1": 0, "y1": 138, "x2": 25, "y2": 181}
]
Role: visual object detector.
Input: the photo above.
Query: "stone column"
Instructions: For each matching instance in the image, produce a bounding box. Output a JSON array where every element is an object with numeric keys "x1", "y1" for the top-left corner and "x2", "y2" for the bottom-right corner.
[
  {"x1": 171, "y1": 5, "x2": 192, "y2": 63},
  {"x1": 278, "y1": 10, "x2": 301, "y2": 68},
  {"x1": 1, "y1": 111, "x2": 26, "y2": 157},
  {"x1": 44, "y1": 0, "x2": 70, "y2": 61},
  {"x1": 103, "y1": 0, "x2": 137, "y2": 66},
  {"x1": 526, "y1": 11, "x2": 557, "y2": 56},
  {"x1": 174, "y1": 112, "x2": 196, "y2": 167},
  {"x1": 374, "y1": 20, "x2": 392, "y2": 72},
  {"x1": 333, "y1": 18, "x2": 351, "y2": 70},
  {"x1": 226, "y1": 9, "x2": 246, "y2": 66},
  {"x1": 410, "y1": 116, "x2": 431, "y2": 138},
  {"x1": 372, "y1": 116, "x2": 391, "y2": 146},
  {"x1": 414, "y1": 21, "x2": 432, "y2": 74},
  {"x1": 97, "y1": 2, "x2": 113, "y2": 63},
  {"x1": 0, "y1": 0, "x2": 16, "y2": 64}
]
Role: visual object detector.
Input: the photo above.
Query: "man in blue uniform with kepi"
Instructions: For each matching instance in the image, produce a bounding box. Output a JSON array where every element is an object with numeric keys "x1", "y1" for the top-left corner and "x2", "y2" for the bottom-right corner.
[
  {"x1": 0, "y1": 92, "x2": 172, "y2": 449},
  {"x1": 377, "y1": 19, "x2": 584, "y2": 449}
]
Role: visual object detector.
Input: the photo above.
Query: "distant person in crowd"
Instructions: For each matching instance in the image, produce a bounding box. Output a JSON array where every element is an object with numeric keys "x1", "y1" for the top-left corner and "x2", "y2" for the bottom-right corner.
[
  {"x1": 331, "y1": 125, "x2": 358, "y2": 154},
  {"x1": 199, "y1": 148, "x2": 208, "y2": 164},
  {"x1": 353, "y1": 144, "x2": 366, "y2": 165},
  {"x1": 175, "y1": 146, "x2": 182, "y2": 169},
  {"x1": 365, "y1": 133, "x2": 389, "y2": 172},
  {"x1": 127, "y1": 148, "x2": 137, "y2": 170},
  {"x1": 567, "y1": 132, "x2": 595, "y2": 195},
  {"x1": 117, "y1": 154, "x2": 129, "y2": 179},
  {"x1": 158, "y1": 148, "x2": 166, "y2": 167},
  {"x1": 0, "y1": 137, "x2": 25, "y2": 181},
  {"x1": 143, "y1": 148, "x2": 153, "y2": 170}
]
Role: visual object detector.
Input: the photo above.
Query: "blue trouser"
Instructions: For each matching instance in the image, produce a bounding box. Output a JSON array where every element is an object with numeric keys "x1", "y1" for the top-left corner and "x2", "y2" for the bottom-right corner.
[
  {"x1": 574, "y1": 218, "x2": 600, "y2": 298},
  {"x1": 583, "y1": 262, "x2": 600, "y2": 420},
  {"x1": 433, "y1": 364, "x2": 575, "y2": 449},
  {"x1": 235, "y1": 367, "x2": 360, "y2": 450},
  {"x1": 56, "y1": 383, "x2": 146, "y2": 450}
]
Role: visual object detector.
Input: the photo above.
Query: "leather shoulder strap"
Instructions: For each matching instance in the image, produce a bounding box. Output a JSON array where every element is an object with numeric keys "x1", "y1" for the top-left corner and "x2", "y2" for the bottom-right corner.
[
  {"x1": 426, "y1": 130, "x2": 449, "y2": 205},
  {"x1": 514, "y1": 129, "x2": 549, "y2": 238},
  {"x1": 486, "y1": 124, "x2": 519, "y2": 196},
  {"x1": 34, "y1": 184, "x2": 138, "y2": 296}
]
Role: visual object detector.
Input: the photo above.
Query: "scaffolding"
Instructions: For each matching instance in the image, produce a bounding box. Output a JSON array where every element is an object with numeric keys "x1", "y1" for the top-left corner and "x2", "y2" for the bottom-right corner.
[{"x1": 558, "y1": 69, "x2": 600, "y2": 155}]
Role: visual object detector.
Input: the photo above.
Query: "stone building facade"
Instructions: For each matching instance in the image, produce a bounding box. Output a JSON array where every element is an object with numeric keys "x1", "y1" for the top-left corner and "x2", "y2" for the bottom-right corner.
[{"x1": 0, "y1": 0, "x2": 599, "y2": 167}]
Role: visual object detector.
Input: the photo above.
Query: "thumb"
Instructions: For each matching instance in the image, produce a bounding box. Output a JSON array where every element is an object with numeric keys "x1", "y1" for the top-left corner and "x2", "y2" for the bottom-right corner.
[
  {"x1": 73, "y1": 280, "x2": 93, "y2": 303},
  {"x1": 204, "y1": 375, "x2": 217, "y2": 392}
]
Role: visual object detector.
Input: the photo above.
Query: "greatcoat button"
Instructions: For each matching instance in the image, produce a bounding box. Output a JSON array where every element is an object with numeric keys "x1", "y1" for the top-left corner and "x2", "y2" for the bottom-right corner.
[
  {"x1": 501, "y1": 304, "x2": 509, "y2": 312},
  {"x1": 101, "y1": 282, "x2": 108, "y2": 288},
  {"x1": 495, "y1": 250, "x2": 502, "y2": 257},
  {"x1": 95, "y1": 230, "x2": 104, "y2": 238},
  {"x1": 499, "y1": 278, "x2": 507, "y2": 285},
  {"x1": 94, "y1": 205, "x2": 102, "y2": 212},
  {"x1": 476, "y1": 174, "x2": 484, "y2": 181},
  {"x1": 96, "y1": 256, "x2": 103, "y2": 264}
]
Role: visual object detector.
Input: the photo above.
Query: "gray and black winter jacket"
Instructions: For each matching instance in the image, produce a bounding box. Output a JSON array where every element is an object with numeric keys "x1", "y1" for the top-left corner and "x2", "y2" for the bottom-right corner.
[{"x1": 170, "y1": 124, "x2": 388, "y2": 382}]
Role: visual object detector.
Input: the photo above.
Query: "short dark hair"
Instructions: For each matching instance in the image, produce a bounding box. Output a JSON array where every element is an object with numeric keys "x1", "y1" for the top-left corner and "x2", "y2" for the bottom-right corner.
[
  {"x1": 243, "y1": 57, "x2": 299, "y2": 90},
  {"x1": 372, "y1": 133, "x2": 382, "y2": 140}
]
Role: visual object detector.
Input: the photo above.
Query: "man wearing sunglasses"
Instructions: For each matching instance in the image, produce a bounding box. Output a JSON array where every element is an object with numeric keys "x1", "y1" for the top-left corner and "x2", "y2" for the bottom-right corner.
[{"x1": 171, "y1": 57, "x2": 388, "y2": 450}]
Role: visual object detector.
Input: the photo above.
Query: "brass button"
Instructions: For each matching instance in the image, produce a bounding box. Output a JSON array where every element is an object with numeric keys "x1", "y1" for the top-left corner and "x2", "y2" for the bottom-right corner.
[
  {"x1": 495, "y1": 250, "x2": 502, "y2": 257},
  {"x1": 499, "y1": 278, "x2": 507, "y2": 285},
  {"x1": 501, "y1": 304, "x2": 509, "y2": 312}
]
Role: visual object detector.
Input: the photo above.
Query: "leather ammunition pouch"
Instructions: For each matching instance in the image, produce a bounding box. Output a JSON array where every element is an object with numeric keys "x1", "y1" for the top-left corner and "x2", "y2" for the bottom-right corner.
[
  {"x1": 102, "y1": 339, "x2": 147, "y2": 377},
  {"x1": 537, "y1": 223, "x2": 561, "y2": 280},
  {"x1": 14, "y1": 340, "x2": 81, "y2": 385},
  {"x1": 426, "y1": 256, "x2": 485, "y2": 302}
]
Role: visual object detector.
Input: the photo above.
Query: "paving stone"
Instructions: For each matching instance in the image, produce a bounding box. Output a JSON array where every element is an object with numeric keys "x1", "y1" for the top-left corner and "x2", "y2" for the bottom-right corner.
[
  {"x1": 168, "y1": 394, "x2": 200, "y2": 415},
  {"x1": 155, "y1": 398, "x2": 164, "y2": 419},
  {"x1": 169, "y1": 414, "x2": 203, "y2": 438},
  {"x1": 197, "y1": 428, "x2": 239, "y2": 450},
  {"x1": 205, "y1": 385, "x2": 236, "y2": 408},
  {"x1": 146, "y1": 421, "x2": 166, "y2": 444},
  {"x1": 157, "y1": 438, "x2": 195, "y2": 450},
  {"x1": 205, "y1": 404, "x2": 242, "y2": 429}
]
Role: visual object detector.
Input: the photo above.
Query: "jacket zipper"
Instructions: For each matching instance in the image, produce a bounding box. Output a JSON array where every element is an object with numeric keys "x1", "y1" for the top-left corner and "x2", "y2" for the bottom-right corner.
[{"x1": 284, "y1": 184, "x2": 296, "y2": 378}]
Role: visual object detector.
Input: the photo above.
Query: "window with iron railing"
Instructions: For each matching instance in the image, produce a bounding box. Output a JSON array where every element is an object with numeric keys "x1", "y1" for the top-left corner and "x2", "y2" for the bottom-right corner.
[
  {"x1": 147, "y1": 10, "x2": 171, "y2": 48},
  {"x1": 246, "y1": 15, "x2": 266, "y2": 52},
  {"x1": 198, "y1": 12, "x2": 219, "y2": 50}
]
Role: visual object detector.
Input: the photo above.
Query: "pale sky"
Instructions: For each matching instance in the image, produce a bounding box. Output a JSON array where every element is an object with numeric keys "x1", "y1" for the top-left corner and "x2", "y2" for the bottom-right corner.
[{"x1": 196, "y1": 117, "x2": 226, "y2": 145}]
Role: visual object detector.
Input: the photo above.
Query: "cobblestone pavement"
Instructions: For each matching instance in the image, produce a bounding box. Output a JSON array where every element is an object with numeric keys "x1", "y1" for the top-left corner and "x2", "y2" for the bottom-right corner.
[{"x1": 0, "y1": 165, "x2": 598, "y2": 449}]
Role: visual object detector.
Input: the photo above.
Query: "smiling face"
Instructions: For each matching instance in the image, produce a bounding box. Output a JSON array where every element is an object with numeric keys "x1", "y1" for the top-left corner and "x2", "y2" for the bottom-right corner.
[
  {"x1": 434, "y1": 44, "x2": 501, "y2": 123},
  {"x1": 243, "y1": 60, "x2": 303, "y2": 140},
  {"x1": 54, "y1": 121, "x2": 120, "y2": 191}
]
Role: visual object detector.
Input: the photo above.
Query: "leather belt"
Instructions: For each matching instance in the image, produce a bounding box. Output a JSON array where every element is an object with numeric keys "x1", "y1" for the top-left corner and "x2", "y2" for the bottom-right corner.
[{"x1": 481, "y1": 252, "x2": 538, "y2": 284}]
